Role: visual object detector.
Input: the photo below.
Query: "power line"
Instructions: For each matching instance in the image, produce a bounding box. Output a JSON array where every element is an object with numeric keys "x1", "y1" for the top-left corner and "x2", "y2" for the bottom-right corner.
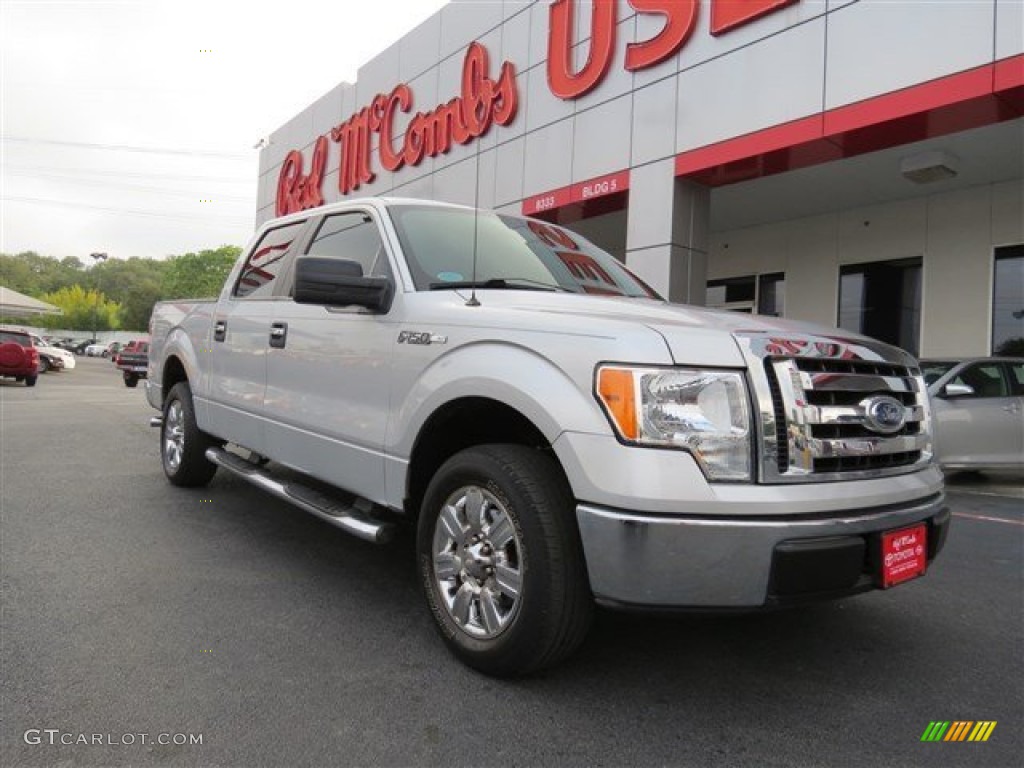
[
  {"x1": 1, "y1": 136, "x2": 251, "y2": 159},
  {"x1": 2, "y1": 195, "x2": 253, "y2": 226},
  {"x1": 4, "y1": 169, "x2": 256, "y2": 202},
  {"x1": 1, "y1": 163, "x2": 254, "y2": 184}
]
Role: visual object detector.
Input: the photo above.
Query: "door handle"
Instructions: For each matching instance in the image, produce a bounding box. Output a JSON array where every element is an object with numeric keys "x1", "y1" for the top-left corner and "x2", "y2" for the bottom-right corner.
[
  {"x1": 214, "y1": 319, "x2": 227, "y2": 342},
  {"x1": 269, "y1": 322, "x2": 288, "y2": 349}
]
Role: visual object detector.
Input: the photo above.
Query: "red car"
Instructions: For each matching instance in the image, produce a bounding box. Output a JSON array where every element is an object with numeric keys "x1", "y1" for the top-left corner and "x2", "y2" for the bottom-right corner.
[{"x1": 0, "y1": 328, "x2": 40, "y2": 386}]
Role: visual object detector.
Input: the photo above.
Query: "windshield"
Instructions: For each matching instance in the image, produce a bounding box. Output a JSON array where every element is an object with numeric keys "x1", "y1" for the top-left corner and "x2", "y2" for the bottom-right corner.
[
  {"x1": 922, "y1": 360, "x2": 958, "y2": 385},
  {"x1": 388, "y1": 205, "x2": 660, "y2": 299}
]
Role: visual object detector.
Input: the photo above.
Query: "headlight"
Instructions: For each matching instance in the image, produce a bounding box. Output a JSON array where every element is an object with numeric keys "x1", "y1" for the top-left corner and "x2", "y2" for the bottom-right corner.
[{"x1": 595, "y1": 366, "x2": 753, "y2": 482}]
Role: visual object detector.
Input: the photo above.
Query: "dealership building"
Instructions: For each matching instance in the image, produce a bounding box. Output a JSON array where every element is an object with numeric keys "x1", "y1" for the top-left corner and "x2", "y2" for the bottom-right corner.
[{"x1": 257, "y1": 0, "x2": 1023, "y2": 358}]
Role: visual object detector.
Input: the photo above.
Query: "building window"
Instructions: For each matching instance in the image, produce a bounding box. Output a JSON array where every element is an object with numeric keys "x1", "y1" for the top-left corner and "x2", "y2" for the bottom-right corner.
[
  {"x1": 838, "y1": 258, "x2": 921, "y2": 355},
  {"x1": 706, "y1": 273, "x2": 785, "y2": 316},
  {"x1": 992, "y1": 244, "x2": 1024, "y2": 356}
]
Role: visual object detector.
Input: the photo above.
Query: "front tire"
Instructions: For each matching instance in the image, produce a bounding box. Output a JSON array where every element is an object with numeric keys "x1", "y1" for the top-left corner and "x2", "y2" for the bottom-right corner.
[
  {"x1": 161, "y1": 382, "x2": 217, "y2": 487},
  {"x1": 38, "y1": 357, "x2": 50, "y2": 373},
  {"x1": 417, "y1": 444, "x2": 592, "y2": 677},
  {"x1": 124, "y1": 373, "x2": 139, "y2": 388}
]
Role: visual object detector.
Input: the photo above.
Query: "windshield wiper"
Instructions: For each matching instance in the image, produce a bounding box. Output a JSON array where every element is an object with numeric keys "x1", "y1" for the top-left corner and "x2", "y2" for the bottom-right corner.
[{"x1": 428, "y1": 277, "x2": 572, "y2": 292}]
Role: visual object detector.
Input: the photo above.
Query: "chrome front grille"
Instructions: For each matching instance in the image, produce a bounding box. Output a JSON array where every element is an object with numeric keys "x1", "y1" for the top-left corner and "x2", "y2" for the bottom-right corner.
[{"x1": 737, "y1": 334, "x2": 934, "y2": 483}]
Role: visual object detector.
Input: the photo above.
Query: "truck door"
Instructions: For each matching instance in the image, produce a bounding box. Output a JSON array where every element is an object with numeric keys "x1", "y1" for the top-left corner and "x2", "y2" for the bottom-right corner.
[
  {"x1": 262, "y1": 209, "x2": 398, "y2": 504},
  {"x1": 205, "y1": 219, "x2": 309, "y2": 454}
]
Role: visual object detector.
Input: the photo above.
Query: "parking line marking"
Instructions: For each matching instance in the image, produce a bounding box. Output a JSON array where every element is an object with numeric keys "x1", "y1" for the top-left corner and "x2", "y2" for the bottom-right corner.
[{"x1": 953, "y1": 512, "x2": 1024, "y2": 526}]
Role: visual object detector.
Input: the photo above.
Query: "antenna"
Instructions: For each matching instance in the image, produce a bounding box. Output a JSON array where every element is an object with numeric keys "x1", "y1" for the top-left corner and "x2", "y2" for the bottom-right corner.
[{"x1": 465, "y1": 133, "x2": 482, "y2": 307}]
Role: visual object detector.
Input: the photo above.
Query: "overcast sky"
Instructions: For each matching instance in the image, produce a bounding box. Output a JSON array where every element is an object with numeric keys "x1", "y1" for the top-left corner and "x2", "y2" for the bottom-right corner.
[{"x1": 0, "y1": 0, "x2": 451, "y2": 261}]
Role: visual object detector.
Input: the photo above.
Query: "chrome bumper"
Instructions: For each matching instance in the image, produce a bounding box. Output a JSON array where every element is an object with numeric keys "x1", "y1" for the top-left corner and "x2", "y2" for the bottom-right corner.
[{"x1": 576, "y1": 494, "x2": 950, "y2": 608}]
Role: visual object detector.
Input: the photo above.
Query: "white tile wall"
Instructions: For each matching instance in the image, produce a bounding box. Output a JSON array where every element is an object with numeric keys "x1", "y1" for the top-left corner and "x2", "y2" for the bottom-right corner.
[
  {"x1": 572, "y1": 94, "x2": 632, "y2": 181},
  {"x1": 678, "y1": 0, "x2": 828, "y2": 75},
  {"x1": 401, "y1": 12, "x2": 442, "y2": 82},
  {"x1": 631, "y1": 76, "x2": 677, "y2": 166},
  {"x1": 524, "y1": 61, "x2": 574, "y2": 131},
  {"x1": 440, "y1": 0, "x2": 505, "y2": 60},
  {"x1": 676, "y1": 17, "x2": 826, "y2": 153},
  {"x1": 356, "y1": 40, "x2": 401, "y2": 106},
  {"x1": 523, "y1": 118, "x2": 574, "y2": 194},
  {"x1": 494, "y1": 135, "x2": 526, "y2": 205},
  {"x1": 996, "y1": 0, "x2": 1024, "y2": 61},
  {"x1": 312, "y1": 84, "x2": 346, "y2": 139},
  {"x1": 825, "y1": 0, "x2": 995, "y2": 110}
]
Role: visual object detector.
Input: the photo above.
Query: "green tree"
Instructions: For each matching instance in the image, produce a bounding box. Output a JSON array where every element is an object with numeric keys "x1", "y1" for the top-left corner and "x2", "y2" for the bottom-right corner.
[
  {"x1": 161, "y1": 246, "x2": 240, "y2": 299},
  {"x1": 94, "y1": 257, "x2": 167, "y2": 331},
  {"x1": 0, "y1": 251, "x2": 85, "y2": 295},
  {"x1": 37, "y1": 285, "x2": 121, "y2": 332}
]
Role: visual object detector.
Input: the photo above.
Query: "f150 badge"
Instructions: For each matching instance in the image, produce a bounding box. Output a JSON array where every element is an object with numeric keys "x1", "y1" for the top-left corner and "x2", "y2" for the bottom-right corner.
[{"x1": 398, "y1": 331, "x2": 447, "y2": 346}]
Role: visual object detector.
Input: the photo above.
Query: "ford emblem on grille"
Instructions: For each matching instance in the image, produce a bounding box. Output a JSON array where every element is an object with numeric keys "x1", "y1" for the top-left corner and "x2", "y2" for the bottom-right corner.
[{"x1": 862, "y1": 395, "x2": 907, "y2": 434}]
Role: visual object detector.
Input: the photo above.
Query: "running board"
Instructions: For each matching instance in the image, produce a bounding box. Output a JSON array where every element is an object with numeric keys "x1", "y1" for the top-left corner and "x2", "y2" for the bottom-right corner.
[{"x1": 204, "y1": 446, "x2": 395, "y2": 544}]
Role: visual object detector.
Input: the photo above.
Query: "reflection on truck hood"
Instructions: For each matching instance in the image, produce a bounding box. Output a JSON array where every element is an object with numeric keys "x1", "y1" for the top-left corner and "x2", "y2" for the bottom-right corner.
[{"x1": 459, "y1": 291, "x2": 883, "y2": 365}]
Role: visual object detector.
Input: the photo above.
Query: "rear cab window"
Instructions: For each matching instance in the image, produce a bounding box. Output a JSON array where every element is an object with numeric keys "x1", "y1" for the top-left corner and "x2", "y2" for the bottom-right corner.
[{"x1": 233, "y1": 220, "x2": 308, "y2": 299}]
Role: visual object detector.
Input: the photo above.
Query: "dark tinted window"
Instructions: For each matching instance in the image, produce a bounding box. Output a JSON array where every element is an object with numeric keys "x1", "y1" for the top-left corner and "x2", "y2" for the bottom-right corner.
[
  {"x1": 0, "y1": 331, "x2": 31, "y2": 347},
  {"x1": 1007, "y1": 362, "x2": 1023, "y2": 396},
  {"x1": 949, "y1": 363, "x2": 1009, "y2": 398},
  {"x1": 922, "y1": 360, "x2": 958, "y2": 386},
  {"x1": 992, "y1": 245, "x2": 1023, "y2": 355},
  {"x1": 235, "y1": 221, "x2": 305, "y2": 299},
  {"x1": 305, "y1": 212, "x2": 388, "y2": 278}
]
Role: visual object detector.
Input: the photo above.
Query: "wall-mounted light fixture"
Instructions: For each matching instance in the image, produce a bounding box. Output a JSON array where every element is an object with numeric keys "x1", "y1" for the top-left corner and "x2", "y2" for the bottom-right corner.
[{"x1": 900, "y1": 150, "x2": 959, "y2": 184}]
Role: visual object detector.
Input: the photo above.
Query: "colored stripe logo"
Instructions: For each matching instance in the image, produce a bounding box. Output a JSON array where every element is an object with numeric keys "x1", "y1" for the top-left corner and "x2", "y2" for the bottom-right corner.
[{"x1": 921, "y1": 721, "x2": 997, "y2": 742}]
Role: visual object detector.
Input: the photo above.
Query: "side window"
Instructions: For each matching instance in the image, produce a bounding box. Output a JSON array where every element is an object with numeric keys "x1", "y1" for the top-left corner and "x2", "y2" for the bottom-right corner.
[
  {"x1": 234, "y1": 221, "x2": 306, "y2": 299},
  {"x1": 305, "y1": 212, "x2": 389, "y2": 278},
  {"x1": 949, "y1": 363, "x2": 1009, "y2": 399},
  {"x1": 1007, "y1": 362, "x2": 1024, "y2": 396}
]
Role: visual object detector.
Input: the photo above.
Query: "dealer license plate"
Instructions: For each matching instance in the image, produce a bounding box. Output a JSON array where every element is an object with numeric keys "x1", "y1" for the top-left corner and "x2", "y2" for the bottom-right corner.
[{"x1": 881, "y1": 524, "x2": 927, "y2": 588}]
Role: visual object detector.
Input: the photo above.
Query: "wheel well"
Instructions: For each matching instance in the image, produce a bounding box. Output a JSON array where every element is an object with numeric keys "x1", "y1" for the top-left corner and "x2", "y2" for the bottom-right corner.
[
  {"x1": 162, "y1": 356, "x2": 188, "y2": 403},
  {"x1": 406, "y1": 397, "x2": 555, "y2": 517}
]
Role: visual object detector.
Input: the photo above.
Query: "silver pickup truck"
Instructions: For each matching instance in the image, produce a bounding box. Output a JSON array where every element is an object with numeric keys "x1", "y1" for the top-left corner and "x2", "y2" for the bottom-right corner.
[{"x1": 147, "y1": 198, "x2": 949, "y2": 676}]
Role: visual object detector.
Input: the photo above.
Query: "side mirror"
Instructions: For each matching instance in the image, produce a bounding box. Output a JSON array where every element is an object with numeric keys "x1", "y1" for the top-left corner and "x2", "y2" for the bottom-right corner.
[
  {"x1": 942, "y1": 382, "x2": 974, "y2": 398},
  {"x1": 294, "y1": 257, "x2": 393, "y2": 313}
]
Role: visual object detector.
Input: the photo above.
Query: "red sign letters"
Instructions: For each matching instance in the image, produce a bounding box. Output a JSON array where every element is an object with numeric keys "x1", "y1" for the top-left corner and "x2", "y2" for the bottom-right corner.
[
  {"x1": 277, "y1": 43, "x2": 518, "y2": 216},
  {"x1": 547, "y1": 0, "x2": 797, "y2": 99},
  {"x1": 276, "y1": 0, "x2": 799, "y2": 214}
]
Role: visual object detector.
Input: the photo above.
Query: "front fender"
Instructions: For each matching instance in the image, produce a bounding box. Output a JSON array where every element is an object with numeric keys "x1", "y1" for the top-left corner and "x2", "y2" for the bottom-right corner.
[{"x1": 390, "y1": 341, "x2": 610, "y2": 457}]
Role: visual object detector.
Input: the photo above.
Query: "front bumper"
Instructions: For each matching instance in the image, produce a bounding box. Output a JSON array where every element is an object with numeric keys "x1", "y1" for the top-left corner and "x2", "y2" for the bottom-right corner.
[{"x1": 576, "y1": 494, "x2": 949, "y2": 609}]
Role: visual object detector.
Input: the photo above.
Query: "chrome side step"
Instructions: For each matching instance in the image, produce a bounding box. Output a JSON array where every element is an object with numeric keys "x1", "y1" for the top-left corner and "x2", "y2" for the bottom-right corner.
[{"x1": 204, "y1": 446, "x2": 395, "y2": 544}]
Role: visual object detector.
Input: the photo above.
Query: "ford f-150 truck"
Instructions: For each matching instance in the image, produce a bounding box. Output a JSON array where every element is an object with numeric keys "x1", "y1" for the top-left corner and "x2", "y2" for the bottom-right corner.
[{"x1": 147, "y1": 198, "x2": 949, "y2": 676}]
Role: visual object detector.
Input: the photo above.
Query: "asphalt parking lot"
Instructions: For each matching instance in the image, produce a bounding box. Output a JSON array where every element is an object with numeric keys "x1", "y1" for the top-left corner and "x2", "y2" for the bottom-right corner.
[{"x1": 2, "y1": 357, "x2": 1022, "y2": 768}]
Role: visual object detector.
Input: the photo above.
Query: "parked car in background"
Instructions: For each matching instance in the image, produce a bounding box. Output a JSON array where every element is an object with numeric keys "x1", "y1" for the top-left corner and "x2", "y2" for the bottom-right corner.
[
  {"x1": 29, "y1": 334, "x2": 76, "y2": 372},
  {"x1": 115, "y1": 339, "x2": 149, "y2": 387},
  {"x1": 73, "y1": 339, "x2": 99, "y2": 355},
  {"x1": 0, "y1": 329, "x2": 40, "y2": 386},
  {"x1": 923, "y1": 357, "x2": 1024, "y2": 472},
  {"x1": 83, "y1": 342, "x2": 109, "y2": 357}
]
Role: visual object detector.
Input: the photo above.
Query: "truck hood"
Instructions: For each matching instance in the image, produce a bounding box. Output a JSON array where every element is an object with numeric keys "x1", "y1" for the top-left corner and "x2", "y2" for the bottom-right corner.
[{"x1": 462, "y1": 292, "x2": 897, "y2": 366}]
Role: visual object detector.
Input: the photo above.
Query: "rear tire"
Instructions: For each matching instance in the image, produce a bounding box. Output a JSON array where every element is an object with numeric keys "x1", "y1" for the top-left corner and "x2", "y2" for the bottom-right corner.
[
  {"x1": 25, "y1": 374, "x2": 37, "y2": 387},
  {"x1": 417, "y1": 444, "x2": 592, "y2": 677},
  {"x1": 124, "y1": 373, "x2": 139, "y2": 388},
  {"x1": 161, "y1": 382, "x2": 217, "y2": 487}
]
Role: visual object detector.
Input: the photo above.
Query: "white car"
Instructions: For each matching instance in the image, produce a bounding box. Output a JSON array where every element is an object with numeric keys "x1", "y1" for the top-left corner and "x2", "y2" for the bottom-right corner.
[
  {"x1": 83, "y1": 342, "x2": 108, "y2": 357},
  {"x1": 923, "y1": 357, "x2": 1024, "y2": 471},
  {"x1": 29, "y1": 334, "x2": 76, "y2": 372}
]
